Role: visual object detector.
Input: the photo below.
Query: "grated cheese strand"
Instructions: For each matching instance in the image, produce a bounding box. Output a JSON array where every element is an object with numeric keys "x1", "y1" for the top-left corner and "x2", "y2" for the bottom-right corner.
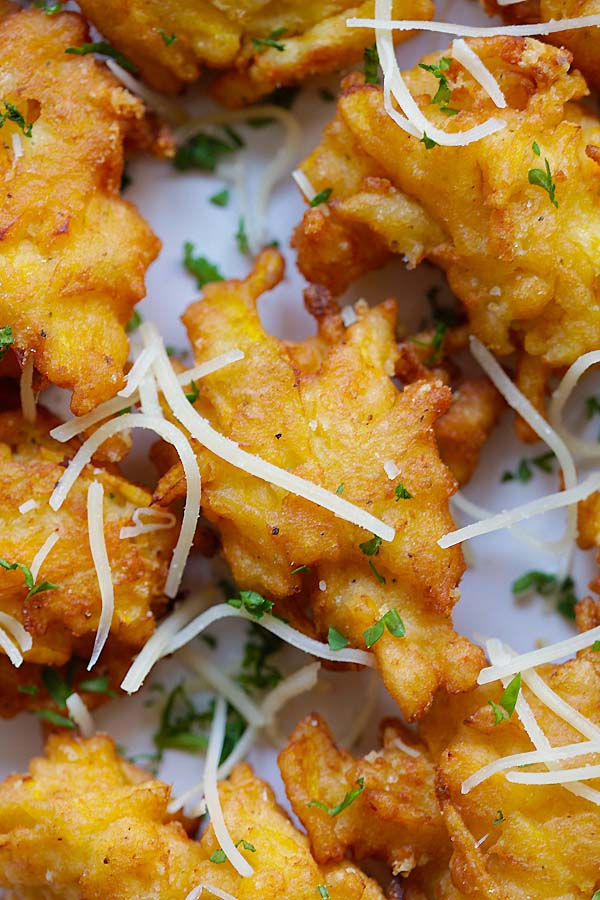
[
  {"x1": 0, "y1": 612, "x2": 32, "y2": 653},
  {"x1": 186, "y1": 884, "x2": 239, "y2": 900},
  {"x1": 451, "y1": 39, "x2": 506, "y2": 108},
  {"x1": 87, "y1": 482, "x2": 115, "y2": 670},
  {"x1": 119, "y1": 507, "x2": 177, "y2": 540},
  {"x1": 20, "y1": 356, "x2": 36, "y2": 424},
  {"x1": 105, "y1": 59, "x2": 188, "y2": 124},
  {"x1": 117, "y1": 339, "x2": 160, "y2": 398},
  {"x1": 0, "y1": 626, "x2": 24, "y2": 667},
  {"x1": 179, "y1": 645, "x2": 267, "y2": 728},
  {"x1": 347, "y1": 13, "x2": 600, "y2": 36},
  {"x1": 147, "y1": 322, "x2": 394, "y2": 542},
  {"x1": 66, "y1": 692, "x2": 96, "y2": 738},
  {"x1": 262, "y1": 662, "x2": 321, "y2": 742},
  {"x1": 479, "y1": 627, "x2": 600, "y2": 685},
  {"x1": 391, "y1": 735, "x2": 421, "y2": 758},
  {"x1": 167, "y1": 603, "x2": 376, "y2": 667},
  {"x1": 508, "y1": 765, "x2": 600, "y2": 785},
  {"x1": 549, "y1": 350, "x2": 600, "y2": 459},
  {"x1": 30, "y1": 531, "x2": 59, "y2": 582},
  {"x1": 11, "y1": 132, "x2": 23, "y2": 161},
  {"x1": 450, "y1": 491, "x2": 568, "y2": 553},
  {"x1": 138, "y1": 368, "x2": 162, "y2": 417},
  {"x1": 48, "y1": 413, "x2": 201, "y2": 600},
  {"x1": 521, "y1": 665, "x2": 600, "y2": 743},
  {"x1": 204, "y1": 695, "x2": 254, "y2": 878},
  {"x1": 439, "y1": 472, "x2": 600, "y2": 548},
  {"x1": 18, "y1": 499, "x2": 38, "y2": 515}
]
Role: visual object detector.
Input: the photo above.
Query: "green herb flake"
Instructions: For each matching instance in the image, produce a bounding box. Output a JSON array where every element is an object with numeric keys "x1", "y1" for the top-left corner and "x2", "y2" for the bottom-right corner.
[
  {"x1": 368, "y1": 560, "x2": 386, "y2": 585},
  {"x1": 310, "y1": 187, "x2": 333, "y2": 207},
  {"x1": 308, "y1": 777, "x2": 365, "y2": 816},
  {"x1": 291, "y1": 565, "x2": 311, "y2": 574},
  {"x1": 489, "y1": 673, "x2": 521, "y2": 725},
  {"x1": 235, "y1": 839, "x2": 256, "y2": 852},
  {"x1": 0, "y1": 101, "x2": 34, "y2": 137},
  {"x1": 41, "y1": 668, "x2": 71, "y2": 710},
  {"x1": 183, "y1": 242, "x2": 224, "y2": 289},
  {"x1": 363, "y1": 608, "x2": 405, "y2": 647},
  {"x1": 419, "y1": 57, "x2": 452, "y2": 107},
  {"x1": 78, "y1": 675, "x2": 116, "y2": 697},
  {"x1": 363, "y1": 44, "x2": 380, "y2": 85},
  {"x1": 586, "y1": 395, "x2": 600, "y2": 420},
  {"x1": 153, "y1": 683, "x2": 211, "y2": 754},
  {"x1": 328, "y1": 627, "x2": 349, "y2": 651},
  {"x1": 395, "y1": 483, "x2": 412, "y2": 500},
  {"x1": 0, "y1": 325, "x2": 13, "y2": 362},
  {"x1": 18, "y1": 684, "x2": 38, "y2": 695},
  {"x1": 210, "y1": 849, "x2": 227, "y2": 864},
  {"x1": 359, "y1": 535, "x2": 382, "y2": 556},
  {"x1": 33, "y1": 0, "x2": 62, "y2": 14},
  {"x1": 227, "y1": 590, "x2": 274, "y2": 619},
  {"x1": 26, "y1": 579, "x2": 59, "y2": 601},
  {"x1": 318, "y1": 887, "x2": 330, "y2": 899},
  {"x1": 185, "y1": 379, "x2": 199, "y2": 404},
  {"x1": 502, "y1": 451, "x2": 555, "y2": 483},
  {"x1": 252, "y1": 28, "x2": 287, "y2": 52},
  {"x1": 157, "y1": 28, "x2": 177, "y2": 46},
  {"x1": 65, "y1": 41, "x2": 139, "y2": 74},
  {"x1": 37, "y1": 708, "x2": 75, "y2": 729},
  {"x1": 592, "y1": 890, "x2": 600, "y2": 900},
  {"x1": 532, "y1": 141, "x2": 541, "y2": 156},
  {"x1": 336, "y1": 483, "x2": 344, "y2": 495},
  {"x1": 210, "y1": 188, "x2": 230, "y2": 208},
  {"x1": 0, "y1": 557, "x2": 34, "y2": 589},
  {"x1": 528, "y1": 156, "x2": 558, "y2": 208},
  {"x1": 235, "y1": 217, "x2": 250, "y2": 255},
  {"x1": 174, "y1": 129, "x2": 239, "y2": 172},
  {"x1": 593, "y1": 640, "x2": 600, "y2": 652},
  {"x1": 512, "y1": 570, "x2": 578, "y2": 621},
  {"x1": 238, "y1": 622, "x2": 282, "y2": 691},
  {"x1": 420, "y1": 133, "x2": 438, "y2": 150},
  {"x1": 493, "y1": 810, "x2": 505, "y2": 826},
  {"x1": 126, "y1": 310, "x2": 142, "y2": 333}
]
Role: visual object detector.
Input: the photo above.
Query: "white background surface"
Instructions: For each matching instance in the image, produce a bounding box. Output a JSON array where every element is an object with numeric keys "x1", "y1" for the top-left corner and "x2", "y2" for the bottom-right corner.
[{"x1": 0, "y1": 0, "x2": 598, "y2": 818}]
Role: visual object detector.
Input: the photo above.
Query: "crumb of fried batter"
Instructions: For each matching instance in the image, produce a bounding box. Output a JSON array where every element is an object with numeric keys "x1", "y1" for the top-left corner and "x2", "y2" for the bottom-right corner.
[
  {"x1": 0, "y1": 733, "x2": 387, "y2": 900},
  {"x1": 0, "y1": 6, "x2": 159, "y2": 414},
  {"x1": 292, "y1": 37, "x2": 600, "y2": 423},
  {"x1": 156, "y1": 249, "x2": 484, "y2": 720},
  {"x1": 0, "y1": 404, "x2": 177, "y2": 717}
]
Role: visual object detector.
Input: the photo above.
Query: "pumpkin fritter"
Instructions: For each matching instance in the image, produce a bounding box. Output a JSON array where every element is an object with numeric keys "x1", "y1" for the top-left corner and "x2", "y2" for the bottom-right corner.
[
  {"x1": 0, "y1": 5, "x2": 160, "y2": 414},
  {"x1": 73, "y1": 0, "x2": 433, "y2": 103},
  {"x1": 0, "y1": 733, "x2": 386, "y2": 900},
  {"x1": 292, "y1": 37, "x2": 600, "y2": 418},
  {"x1": 0, "y1": 404, "x2": 177, "y2": 717},
  {"x1": 156, "y1": 249, "x2": 484, "y2": 720}
]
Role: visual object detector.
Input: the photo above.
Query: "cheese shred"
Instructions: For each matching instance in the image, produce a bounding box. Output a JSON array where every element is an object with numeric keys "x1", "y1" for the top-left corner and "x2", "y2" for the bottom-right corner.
[{"x1": 87, "y1": 482, "x2": 115, "y2": 670}]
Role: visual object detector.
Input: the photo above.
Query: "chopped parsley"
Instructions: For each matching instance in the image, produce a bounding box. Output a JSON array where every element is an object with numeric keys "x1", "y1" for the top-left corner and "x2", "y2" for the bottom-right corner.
[
  {"x1": 65, "y1": 41, "x2": 139, "y2": 74},
  {"x1": 512, "y1": 570, "x2": 578, "y2": 621},
  {"x1": 310, "y1": 187, "x2": 333, "y2": 207},
  {"x1": 368, "y1": 560, "x2": 386, "y2": 585},
  {"x1": 157, "y1": 28, "x2": 177, "y2": 46},
  {"x1": 488, "y1": 673, "x2": 521, "y2": 724},
  {"x1": 528, "y1": 145, "x2": 558, "y2": 209},
  {"x1": 319, "y1": 88, "x2": 336, "y2": 102},
  {"x1": 41, "y1": 668, "x2": 72, "y2": 709},
  {"x1": 210, "y1": 849, "x2": 227, "y2": 864},
  {"x1": 174, "y1": 128, "x2": 241, "y2": 172},
  {"x1": 420, "y1": 133, "x2": 438, "y2": 150},
  {"x1": 318, "y1": 888, "x2": 330, "y2": 899},
  {"x1": 501, "y1": 451, "x2": 555, "y2": 483},
  {"x1": 183, "y1": 242, "x2": 224, "y2": 288},
  {"x1": 252, "y1": 28, "x2": 287, "y2": 52},
  {"x1": 308, "y1": 777, "x2": 365, "y2": 816},
  {"x1": 493, "y1": 810, "x2": 505, "y2": 825},
  {"x1": 419, "y1": 57, "x2": 452, "y2": 108},
  {"x1": 235, "y1": 217, "x2": 250, "y2": 255},
  {"x1": 125, "y1": 309, "x2": 142, "y2": 332},
  {"x1": 37, "y1": 708, "x2": 75, "y2": 729},
  {"x1": 33, "y1": 0, "x2": 61, "y2": 13},
  {"x1": 238, "y1": 623, "x2": 282, "y2": 691},
  {"x1": 359, "y1": 535, "x2": 382, "y2": 556},
  {"x1": 18, "y1": 684, "x2": 38, "y2": 695},
  {"x1": 593, "y1": 640, "x2": 600, "y2": 652},
  {"x1": 210, "y1": 188, "x2": 230, "y2": 208},
  {"x1": 291, "y1": 565, "x2": 311, "y2": 574},
  {"x1": 336, "y1": 483, "x2": 345, "y2": 495},
  {"x1": 0, "y1": 325, "x2": 14, "y2": 362},
  {"x1": 235, "y1": 839, "x2": 256, "y2": 852},
  {"x1": 0, "y1": 101, "x2": 34, "y2": 137},
  {"x1": 78, "y1": 675, "x2": 116, "y2": 697},
  {"x1": 363, "y1": 44, "x2": 380, "y2": 84},
  {"x1": 395, "y1": 483, "x2": 412, "y2": 500},
  {"x1": 328, "y1": 627, "x2": 349, "y2": 651},
  {"x1": 0, "y1": 557, "x2": 59, "y2": 602},
  {"x1": 227, "y1": 590, "x2": 274, "y2": 619},
  {"x1": 185, "y1": 379, "x2": 199, "y2": 404},
  {"x1": 592, "y1": 891, "x2": 600, "y2": 900},
  {"x1": 363, "y1": 609, "x2": 405, "y2": 647}
]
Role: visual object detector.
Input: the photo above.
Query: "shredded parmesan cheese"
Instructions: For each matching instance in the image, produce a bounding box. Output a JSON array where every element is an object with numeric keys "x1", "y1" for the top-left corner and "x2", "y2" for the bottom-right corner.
[
  {"x1": 0, "y1": 612, "x2": 32, "y2": 654},
  {"x1": 507, "y1": 765, "x2": 600, "y2": 784},
  {"x1": 341, "y1": 306, "x2": 358, "y2": 327},
  {"x1": 105, "y1": 59, "x2": 188, "y2": 124},
  {"x1": 347, "y1": 12, "x2": 600, "y2": 37},
  {"x1": 18, "y1": 499, "x2": 38, "y2": 515},
  {"x1": 186, "y1": 884, "x2": 239, "y2": 900},
  {"x1": 118, "y1": 339, "x2": 160, "y2": 398},
  {"x1": 119, "y1": 507, "x2": 177, "y2": 540},
  {"x1": 11, "y1": 132, "x2": 22, "y2": 161},
  {"x1": 179, "y1": 646, "x2": 267, "y2": 728},
  {"x1": 292, "y1": 168, "x2": 317, "y2": 200},
  {"x1": 0, "y1": 626, "x2": 24, "y2": 667},
  {"x1": 87, "y1": 482, "x2": 114, "y2": 670},
  {"x1": 479, "y1": 627, "x2": 600, "y2": 685},
  {"x1": 138, "y1": 368, "x2": 162, "y2": 417},
  {"x1": 30, "y1": 531, "x2": 59, "y2": 582},
  {"x1": 66, "y1": 692, "x2": 95, "y2": 737},
  {"x1": 392, "y1": 735, "x2": 421, "y2": 758},
  {"x1": 146, "y1": 323, "x2": 394, "y2": 542},
  {"x1": 262, "y1": 662, "x2": 321, "y2": 741},
  {"x1": 383, "y1": 460, "x2": 400, "y2": 480},
  {"x1": 451, "y1": 39, "x2": 506, "y2": 108},
  {"x1": 550, "y1": 350, "x2": 600, "y2": 459},
  {"x1": 204, "y1": 696, "x2": 254, "y2": 877},
  {"x1": 20, "y1": 356, "x2": 36, "y2": 424},
  {"x1": 451, "y1": 491, "x2": 565, "y2": 553}
]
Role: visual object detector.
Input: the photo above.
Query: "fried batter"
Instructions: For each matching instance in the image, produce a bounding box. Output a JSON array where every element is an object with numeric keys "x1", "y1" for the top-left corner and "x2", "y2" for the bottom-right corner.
[
  {"x1": 0, "y1": 6, "x2": 160, "y2": 414},
  {"x1": 157, "y1": 250, "x2": 484, "y2": 720},
  {"x1": 292, "y1": 38, "x2": 600, "y2": 416},
  {"x1": 73, "y1": 0, "x2": 432, "y2": 103},
  {"x1": 0, "y1": 404, "x2": 177, "y2": 717},
  {"x1": 0, "y1": 733, "x2": 386, "y2": 900},
  {"x1": 279, "y1": 713, "x2": 444, "y2": 876}
]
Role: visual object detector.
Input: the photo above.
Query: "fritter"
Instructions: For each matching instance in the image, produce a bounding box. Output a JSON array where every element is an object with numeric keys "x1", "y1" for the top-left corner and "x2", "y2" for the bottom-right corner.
[
  {"x1": 279, "y1": 713, "x2": 444, "y2": 876},
  {"x1": 483, "y1": 0, "x2": 600, "y2": 94},
  {"x1": 0, "y1": 404, "x2": 176, "y2": 717},
  {"x1": 73, "y1": 0, "x2": 433, "y2": 103},
  {"x1": 419, "y1": 648, "x2": 600, "y2": 900},
  {"x1": 0, "y1": 733, "x2": 386, "y2": 900},
  {"x1": 157, "y1": 249, "x2": 484, "y2": 721},
  {"x1": 0, "y1": 5, "x2": 160, "y2": 414},
  {"x1": 292, "y1": 37, "x2": 600, "y2": 417}
]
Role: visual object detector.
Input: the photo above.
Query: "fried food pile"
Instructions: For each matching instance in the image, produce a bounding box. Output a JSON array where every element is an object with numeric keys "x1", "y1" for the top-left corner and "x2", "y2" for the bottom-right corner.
[
  {"x1": 0, "y1": 733, "x2": 386, "y2": 900},
  {"x1": 0, "y1": 4, "x2": 159, "y2": 415},
  {"x1": 279, "y1": 649, "x2": 600, "y2": 899},
  {"x1": 292, "y1": 36, "x2": 600, "y2": 418},
  {"x1": 74, "y1": 0, "x2": 432, "y2": 104},
  {"x1": 0, "y1": 402, "x2": 177, "y2": 718},
  {"x1": 156, "y1": 249, "x2": 484, "y2": 720}
]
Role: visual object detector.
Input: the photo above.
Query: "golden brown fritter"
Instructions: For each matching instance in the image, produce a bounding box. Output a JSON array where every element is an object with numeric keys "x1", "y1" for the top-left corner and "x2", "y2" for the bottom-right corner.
[
  {"x1": 0, "y1": 5, "x2": 160, "y2": 415},
  {"x1": 0, "y1": 733, "x2": 386, "y2": 900},
  {"x1": 73, "y1": 0, "x2": 432, "y2": 103},
  {"x1": 279, "y1": 713, "x2": 444, "y2": 876},
  {"x1": 0, "y1": 405, "x2": 177, "y2": 716},
  {"x1": 483, "y1": 0, "x2": 600, "y2": 94},
  {"x1": 421, "y1": 649, "x2": 600, "y2": 900},
  {"x1": 157, "y1": 249, "x2": 484, "y2": 720},
  {"x1": 292, "y1": 38, "x2": 600, "y2": 417}
]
